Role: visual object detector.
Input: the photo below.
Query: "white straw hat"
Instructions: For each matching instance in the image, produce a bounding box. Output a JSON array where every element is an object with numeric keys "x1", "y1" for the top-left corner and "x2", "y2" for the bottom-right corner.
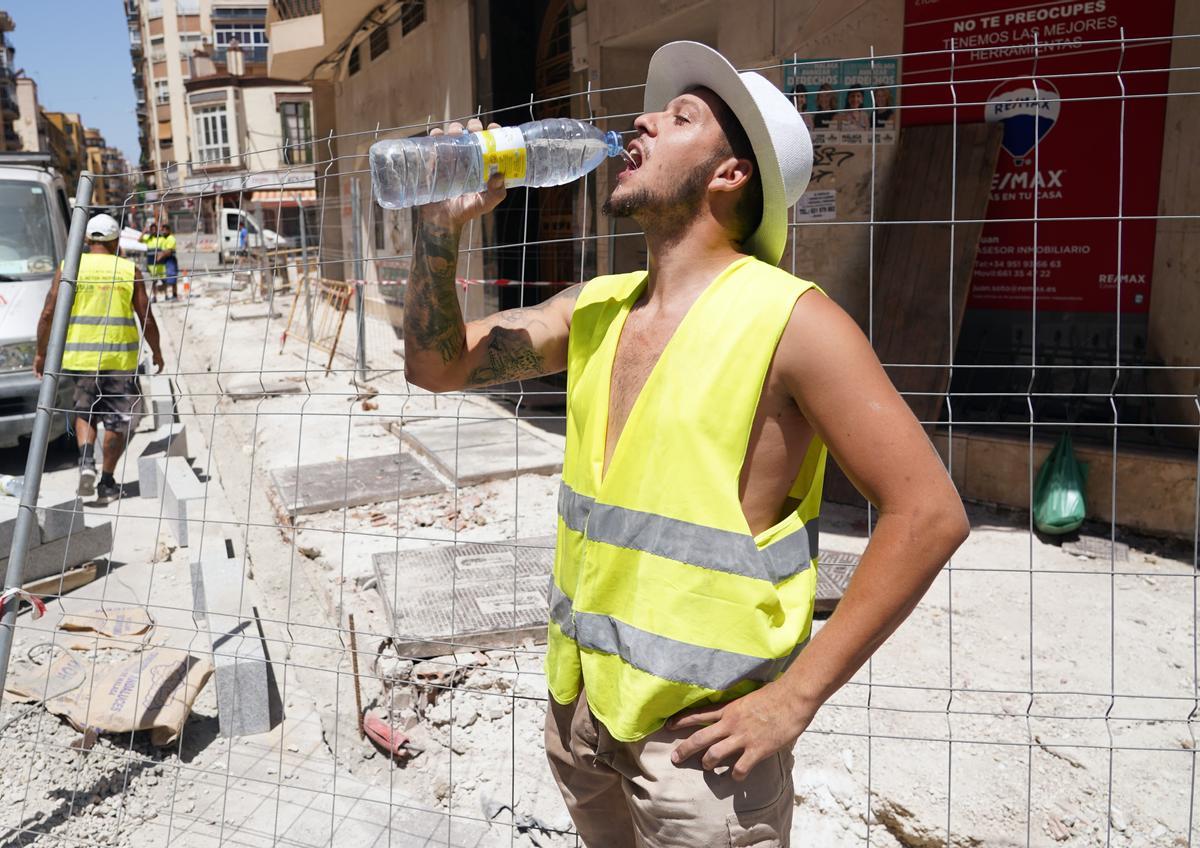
[{"x1": 644, "y1": 41, "x2": 813, "y2": 266}]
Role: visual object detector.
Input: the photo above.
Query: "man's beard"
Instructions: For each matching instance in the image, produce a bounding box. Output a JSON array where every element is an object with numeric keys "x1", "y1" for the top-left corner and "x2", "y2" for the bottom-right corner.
[{"x1": 602, "y1": 157, "x2": 715, "y2": 229}]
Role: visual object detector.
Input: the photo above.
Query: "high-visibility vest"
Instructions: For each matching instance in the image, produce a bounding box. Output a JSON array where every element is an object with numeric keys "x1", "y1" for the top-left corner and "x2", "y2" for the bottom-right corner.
[
  {"x1": 62, "y1": 252, "x2": 140, "y2": 372},
  {"x1": 547, "y1": 256, "x2": 828, "y2": 742},
  {"x1": 147, "y1": 234, "x2": 169, "y2": 276}
]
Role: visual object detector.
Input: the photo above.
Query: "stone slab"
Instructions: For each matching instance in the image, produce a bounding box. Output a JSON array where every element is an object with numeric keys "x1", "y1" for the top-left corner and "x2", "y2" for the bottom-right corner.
[
  {"x1": 0, "y1": 497, "x2": 85, "y2": 554},
  {"x1": 229, "y1": 305, "x2": 283, "y2": 321},
  {"x1": 36, "y1": 497, "x2": 85, "y2": 545},
  {"x1": 137, "y1": 424, "x2": 190, "y2": 500},
  {"x1": 145, "y1": 374, "x2": 176, "y2": 430},
  {"x1": 0, "y1": 500, "x2": 16, "y2": 556},
  {"x1": 224, "y1": 374, "x2": 304, "y2": 400},
  {"x1": 396, "y1": 418, "x2": 562, "y2": 485},
  {"x1": 0, "y1": 522, "x2": 113, "y2": 584},
  {"x1": 373, "y1": 537, "x2": 554, "y2": 657},
  {"x1": 190, "y1": 553, "x2": 281, "y2": 737},
  {"x1": 1062, "y1": 534, "x2": 1130, "y2": 562},
  {"x1": 270, "y1": 452, "x2": 446, "y2": 517},
  {"x1": 816, "y1": 549, "x2": 860, "y2": 614},
  {"x1": 158, "y1": 457, "x2": 207, "y2": 547}
]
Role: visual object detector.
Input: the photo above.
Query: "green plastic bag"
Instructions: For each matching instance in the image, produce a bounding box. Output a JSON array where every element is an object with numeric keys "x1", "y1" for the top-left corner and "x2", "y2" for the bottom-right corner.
[{"x1": 1033, "y1": 432, "x2": 1089, "y2": 535}]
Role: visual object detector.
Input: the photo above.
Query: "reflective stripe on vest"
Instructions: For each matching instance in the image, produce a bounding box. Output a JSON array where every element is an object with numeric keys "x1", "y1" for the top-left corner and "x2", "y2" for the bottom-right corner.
[
  {"x1": 62, "y1": 253, "x2": 140, "y2": 372},
  {"x1": 547, "y1": 256, "x2": 829, "y2": 742},
  {"x1": 558, "y1": 482, "x2": 818, "y2": 584},
  {"x1": 548, "y1": 580, "x2": 809, "y2": 692}
]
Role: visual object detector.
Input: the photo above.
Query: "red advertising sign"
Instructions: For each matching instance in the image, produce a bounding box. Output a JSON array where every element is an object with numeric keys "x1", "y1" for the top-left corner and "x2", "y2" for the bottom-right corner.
[{"x1": 901, "y1": 0, "x2": 1174, "y2": 313}]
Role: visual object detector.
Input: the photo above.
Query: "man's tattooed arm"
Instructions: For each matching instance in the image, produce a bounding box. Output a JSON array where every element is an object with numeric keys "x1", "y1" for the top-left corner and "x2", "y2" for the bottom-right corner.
[
  {"x1": 404, "y1": 213, "x2": 468, "y2": 372},
  {"x1": 404, "y1": 206, "x2": 580, "y2": 392},
  {"x1": 463, "y1": 284, "x2": 581, "y2": 386}
]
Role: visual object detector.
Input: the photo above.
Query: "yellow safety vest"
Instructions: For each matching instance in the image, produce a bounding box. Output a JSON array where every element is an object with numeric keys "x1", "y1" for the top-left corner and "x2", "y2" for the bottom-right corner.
[
  {"x1": 62, "y1": 252, "x2": 140, "y2": 372},
  {"x1": 547, "y1": 256, "x2": 828, "y2": 742}
]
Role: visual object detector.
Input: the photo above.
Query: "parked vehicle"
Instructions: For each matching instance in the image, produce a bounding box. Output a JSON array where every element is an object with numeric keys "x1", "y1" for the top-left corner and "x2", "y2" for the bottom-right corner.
[
  {"x1": 0, "y1": 153, "x2": 72, "y2": 448},
  {"x1": 218, "y1": 207, "x2": 288, "y2": 264}
]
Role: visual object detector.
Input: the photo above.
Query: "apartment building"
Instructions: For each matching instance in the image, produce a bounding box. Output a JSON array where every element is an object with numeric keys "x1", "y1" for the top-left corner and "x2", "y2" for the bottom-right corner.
[
  {"x1": 127, "y1": 0, "x2": 314, "y2": 236},
  {"x1": 13, "y1": 77, "x2": 45, "y2": 154},
  {"x1": 43, "y1": 111, "x2": 86, "y2": 194},
  {"x1": 0, "y1": 12, "x2": 21, "y2": 151},
  {"x1": 127, "y1": 0, "x2": 274, "y2": 187}
]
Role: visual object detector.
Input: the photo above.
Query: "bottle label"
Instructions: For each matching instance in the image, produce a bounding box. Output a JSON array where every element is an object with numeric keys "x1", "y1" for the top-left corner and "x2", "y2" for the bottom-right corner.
[{"x1": 476, "y1": 127, "x2": 527, "y2": 186}]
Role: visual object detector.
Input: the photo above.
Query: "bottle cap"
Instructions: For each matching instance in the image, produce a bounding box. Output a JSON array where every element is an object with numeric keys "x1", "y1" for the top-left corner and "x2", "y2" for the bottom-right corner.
[{"x1": 604, "y1": 130, "x2": 623, "y2": 157}]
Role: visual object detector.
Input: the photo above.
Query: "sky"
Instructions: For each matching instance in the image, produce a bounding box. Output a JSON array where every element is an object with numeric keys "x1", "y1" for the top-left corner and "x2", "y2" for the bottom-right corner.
[{"x1": 5, "y1": 1, "x2": 140, "y2": 162}]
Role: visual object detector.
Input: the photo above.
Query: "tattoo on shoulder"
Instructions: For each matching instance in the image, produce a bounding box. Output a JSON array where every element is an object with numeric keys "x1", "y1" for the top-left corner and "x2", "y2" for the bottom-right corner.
[{"x1": 466, "y1": 327, "x2": 545, "y2": 386}]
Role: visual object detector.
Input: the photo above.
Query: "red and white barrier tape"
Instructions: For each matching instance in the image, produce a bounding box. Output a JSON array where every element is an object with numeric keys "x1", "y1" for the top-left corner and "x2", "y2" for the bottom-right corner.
[
  {"x1": 342, "y1": 278, "x2": 569, "y2": 288},
  {"x1": 0, "y1": 588, "x2": 46, "y2": 620}
]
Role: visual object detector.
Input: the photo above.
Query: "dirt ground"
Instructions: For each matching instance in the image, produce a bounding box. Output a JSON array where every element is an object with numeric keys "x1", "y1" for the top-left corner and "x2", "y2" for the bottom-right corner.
[{"x1": 2, "y1": 281, "x2": 1196, "y2": 847}]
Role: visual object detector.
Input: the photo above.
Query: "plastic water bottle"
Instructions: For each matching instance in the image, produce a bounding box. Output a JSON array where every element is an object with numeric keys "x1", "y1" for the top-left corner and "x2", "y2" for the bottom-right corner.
[
  {"x1": 370, "y1": 118, "x2": 624, "y2": 209},
  {"x1": 0, "y1": 475, "x2": 22, "y2": 498}
]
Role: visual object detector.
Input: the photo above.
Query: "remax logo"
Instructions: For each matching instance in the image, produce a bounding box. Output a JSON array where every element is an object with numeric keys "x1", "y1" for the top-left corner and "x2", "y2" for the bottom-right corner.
[{"x1": 985, "y1": 78, "x2": 1061, "y2": 162}]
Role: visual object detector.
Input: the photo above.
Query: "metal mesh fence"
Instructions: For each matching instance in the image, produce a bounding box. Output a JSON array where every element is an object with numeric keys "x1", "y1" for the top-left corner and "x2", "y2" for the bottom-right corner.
[{"x1": 1, "y1": 30, "x2": 1198, "y2": 846}]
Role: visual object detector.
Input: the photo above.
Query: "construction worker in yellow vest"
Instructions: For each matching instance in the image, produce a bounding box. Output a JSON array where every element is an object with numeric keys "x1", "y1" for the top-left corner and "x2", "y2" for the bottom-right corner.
[
  {"x1": 401, "y1": 42, "x2": 970, "y2": 846},
  {"x1": 35, "y1": 214, "x2": 164, "y2": 506}
]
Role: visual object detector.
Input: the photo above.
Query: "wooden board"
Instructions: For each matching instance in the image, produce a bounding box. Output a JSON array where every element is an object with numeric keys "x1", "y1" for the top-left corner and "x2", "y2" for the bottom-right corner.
[
  {"x1": 873, "y1": 122, "x2": 1003, "y2": 426},
  {"x1": 825, "y1": 123, "x2": 1003, "y2": 508}
]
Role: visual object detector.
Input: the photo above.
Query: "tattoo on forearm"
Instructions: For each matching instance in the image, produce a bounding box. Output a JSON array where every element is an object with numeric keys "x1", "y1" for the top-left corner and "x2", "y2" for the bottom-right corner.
[
  {"x1": 407, "y1": 220, "x2": 466, "y2": 363},
  {"x1": 466, "y1": 327, "x2": 545, "y2": 386}
]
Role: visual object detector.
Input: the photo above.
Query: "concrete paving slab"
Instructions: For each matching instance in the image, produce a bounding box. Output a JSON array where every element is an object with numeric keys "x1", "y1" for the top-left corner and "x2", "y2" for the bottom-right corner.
[
  {"x1": 138, "y1": 424, "x2": 190, "y2": 500},
  {"x1": 397, "y1": 418, "x2": 562, "y2": 485},
  {"x1": 159, "y1": 457, "x2": 208, "y2": 546},
  {"x1": 224, "y1": 374, "x2": 304, "y2": 400},
  {"x1": 1, "y1": 496, "x2": 86, "y2": 553},
  {"x1": 36, "y1": 497, "x2": 85, "y2": 544},
  {"x1": 0, "y1": 522, "x2": 113, "y2": 583},
  {"x1": 145, "y1": 374, "x2": 177, "y2": 429},
  {"x1": 1062, "y1": 534, "x2": 1130, "y2": 562},
  {"x1": 270, "y1": 452, "x2": 446, "y2": 517},
  {"x1": 228, "y1": 304, "x2": 283, "y2": 321},
  {"x1": 373, "y1": 537, "x2": 554, "y2": 657},
  {"x1": 191, "y1": 554, "x2": 281, "y2": 737}
]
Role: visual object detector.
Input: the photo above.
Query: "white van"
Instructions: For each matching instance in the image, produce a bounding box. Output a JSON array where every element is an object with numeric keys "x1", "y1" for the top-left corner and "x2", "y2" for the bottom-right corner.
[
  {"x1": 0, "y1": 153, "x2": 72, "y2": 448},
  {"x1": 218, "y1": 207, "x2": 289, "y2": 264}
]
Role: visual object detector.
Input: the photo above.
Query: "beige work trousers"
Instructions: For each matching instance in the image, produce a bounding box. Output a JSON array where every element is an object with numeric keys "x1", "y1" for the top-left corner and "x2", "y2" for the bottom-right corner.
[{"x1": 544, "y1": 691, "x2": 794, "y2": 847}]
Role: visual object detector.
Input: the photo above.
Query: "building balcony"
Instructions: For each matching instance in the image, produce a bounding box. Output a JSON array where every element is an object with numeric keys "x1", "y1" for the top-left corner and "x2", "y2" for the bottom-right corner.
[
  {"x1": 267, "y1": 0, "x2": 377, "y2": 81},
  {"x1": 214, "y1": 45, "x2": 269, "y2": 64},
  {"x1": 273, "y1": 0, "x2": 320, "y2": 20}
]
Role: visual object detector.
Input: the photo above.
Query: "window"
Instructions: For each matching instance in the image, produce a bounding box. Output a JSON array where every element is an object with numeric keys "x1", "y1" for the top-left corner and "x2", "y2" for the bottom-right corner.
[
  {"x1": 154, "y1": 79, "x2": 170, "y2": 104},
  {"x1": 178, "y1": 33, "x2": 204, "y2": 56},
  {"x1": 214, "y1": 21, "x2": 268, "y2": 62},
  {"x1": 212, "y1": 6, "x2": 267, "y2": 18},
  {"x1": 176, "y1": 0, "x2": 200, "y2": 12},
  {"x1": 279, "y1": 101, "x2": 313, "y2": 165},
  {"x1": 149, "y1": 35, "x2": 166, "y2": 63},
  {"x1": 400, "y1": 0, "x2": 425, "y2": 35},
  {"x1": 369, "y1": 25, "x2": 388, "y2": 60},
  {"x1": 347, "y1": 44, "x2": 361, "y2": 76},
  {"x1": 0, "y1": 182, "x2": 59, "y2": 280},
  {"x1": 193, "y1": 105, "x2": 231, "y2": 163}
]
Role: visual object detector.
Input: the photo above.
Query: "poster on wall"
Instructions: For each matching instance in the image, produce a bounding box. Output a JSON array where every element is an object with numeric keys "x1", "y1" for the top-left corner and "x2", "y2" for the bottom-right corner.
[
  {"x1": 902, "y1": 0, "x2": 1174, "y2": 314},
  {"x1": 785, "y1": 57, "x2": 900, "y2": 148}
]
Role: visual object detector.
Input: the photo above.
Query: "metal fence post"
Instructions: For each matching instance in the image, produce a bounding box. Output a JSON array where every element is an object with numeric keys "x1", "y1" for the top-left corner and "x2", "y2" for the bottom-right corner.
[
  {"x1": 299, "y1": 200, "x2": 315, "y2": 341},
  {"x1": 0, "y1": 173, "x2": 94, "y2": 701},
  {"x1": 350, "y1": 178, "x2": 367, "y2": 381}
]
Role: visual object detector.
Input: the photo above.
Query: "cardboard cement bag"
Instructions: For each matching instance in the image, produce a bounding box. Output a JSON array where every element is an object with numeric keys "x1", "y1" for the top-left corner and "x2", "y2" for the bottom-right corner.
[
  {"x1": 5, "y1": 646, "x2": 213, "y2": 746},
  {"x1": 57, "y1": 606, "x2": 158, "y2": 651}
]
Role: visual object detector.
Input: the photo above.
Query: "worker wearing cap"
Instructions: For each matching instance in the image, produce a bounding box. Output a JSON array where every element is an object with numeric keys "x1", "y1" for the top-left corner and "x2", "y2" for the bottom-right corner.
[
  {"x1": 35, "y1": 213, "x2": 164, "y2": 506},
  {"x1": 400, "y1": 42, "x2": 969, "y2": 844}
]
